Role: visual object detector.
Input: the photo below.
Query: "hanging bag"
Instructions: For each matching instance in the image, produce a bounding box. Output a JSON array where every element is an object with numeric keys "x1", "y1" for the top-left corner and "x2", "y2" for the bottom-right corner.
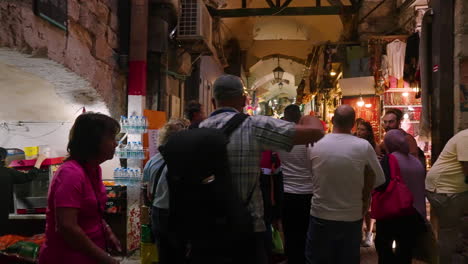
[{"x1": 371, "y1": 154, "x2": 415, "y2": 220}]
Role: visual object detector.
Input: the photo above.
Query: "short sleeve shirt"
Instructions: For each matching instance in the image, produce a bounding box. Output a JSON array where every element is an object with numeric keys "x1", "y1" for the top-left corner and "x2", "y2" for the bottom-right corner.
[
  {"x1": 426, "y1": 129, "x2": 468, "y2": 193},
  {"x1": 200, "y1": 109, "x2": 295, "y2": 232},
  {"x1": 39, "y1": 160, "x2": 107, "y2": 264}
]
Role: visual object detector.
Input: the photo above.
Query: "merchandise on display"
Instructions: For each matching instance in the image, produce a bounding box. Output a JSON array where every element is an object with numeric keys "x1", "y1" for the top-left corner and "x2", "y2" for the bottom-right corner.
[
  {"x1": 115, "y1": 142, "x2": 146, "y2": 159},
  {"x1": 120, "y1": 115, "x2": 148, "y2": 134}
]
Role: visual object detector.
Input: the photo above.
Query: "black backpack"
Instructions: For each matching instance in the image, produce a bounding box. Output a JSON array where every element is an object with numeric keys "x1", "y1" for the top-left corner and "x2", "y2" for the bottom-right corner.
[{"x1": 161, "y1": 113, "x2": 253, "y2": 237}]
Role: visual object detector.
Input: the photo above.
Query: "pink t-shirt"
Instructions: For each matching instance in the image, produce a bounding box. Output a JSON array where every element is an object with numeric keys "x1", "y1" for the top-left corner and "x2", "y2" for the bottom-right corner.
[{"x1": 39, "y1": 160, "x2": 108, "y2": 264}]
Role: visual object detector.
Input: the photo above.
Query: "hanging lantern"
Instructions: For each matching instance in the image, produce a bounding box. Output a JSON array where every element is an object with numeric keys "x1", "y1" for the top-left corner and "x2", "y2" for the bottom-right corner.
[
  {"x1": 357, "y1": 95, "x2": 365, "y2": 107},
  {"x1": 273, "y1": 56, "x2": 285, "y2": 81},
  {"x1": 278, "y1": 82, "x2": 284, "y2": 89}
]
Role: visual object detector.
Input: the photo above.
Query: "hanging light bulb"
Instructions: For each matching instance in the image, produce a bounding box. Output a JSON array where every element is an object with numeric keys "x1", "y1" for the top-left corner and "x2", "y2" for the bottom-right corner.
[
  {"x1": 357, "y1": 95, "x2": 365, "y2": 107},
  {"x1": 402, "y1": 92, "x2": 409, "y2": 97},
  {"x1": 365, "y1": 103, "x2": 372, "y2": 108},
  {"x1": 330, "y1": 69, "x2": 337, "y2": 76}
]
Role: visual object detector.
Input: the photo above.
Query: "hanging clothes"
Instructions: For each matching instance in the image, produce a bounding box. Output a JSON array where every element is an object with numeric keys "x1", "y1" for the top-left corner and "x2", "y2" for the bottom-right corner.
[
  {"x1": 404, "y1": 33, "x2": 420, "y2": 86},
  {"x1": 386, "y1": 39, "x2": 407, "y2": 80}
]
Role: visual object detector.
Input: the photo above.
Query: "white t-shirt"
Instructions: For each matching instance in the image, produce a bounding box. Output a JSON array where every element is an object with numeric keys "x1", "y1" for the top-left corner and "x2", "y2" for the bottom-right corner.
[
  {"x1": 278, "y1": 145, "x2": 313, "y2": 194},
  {"x1": 308, "y1": 133, "x2": 386, "y2": 222}
]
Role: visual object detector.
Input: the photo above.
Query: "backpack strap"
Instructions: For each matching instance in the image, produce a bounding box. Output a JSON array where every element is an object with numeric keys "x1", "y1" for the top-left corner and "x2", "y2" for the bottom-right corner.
[
  {"x1": 221, "y1": 113, "x2": 249, "y2": 137},
  {"x1": 150, "y1": 161, "x2": 166, "y2": 203}
]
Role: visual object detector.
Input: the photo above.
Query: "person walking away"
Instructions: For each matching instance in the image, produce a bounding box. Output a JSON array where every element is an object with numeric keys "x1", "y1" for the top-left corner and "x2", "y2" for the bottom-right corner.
[
  {"x1": 277, "y1": 104, "x2": 318, "y2": 264},
  {"x1": 39, "y1": 113, "x2": 121, "y2": 264},
  {"x1": 0, "y1": 148, "x2": 46, "y2": 235},
  {"x1": 184, "y1": 101, "x2": 205, "y2": 129},
  {"x1": 356, "y1": 120, "x2": 380, "y2": 247},
  {"x1": 425, "y1": 128, "x2": 468, "y2": 263},
  {"x1": 196, "y1": 74, "x2": 324, "y2": 264},
  {"x1": 142, "y1": 118, "x2": 190, "y2": 264},
  {"x1": 373, "y1": 129, "x2": 427, "y2": 264},
  {"x1": 305, "y1": 105, "x2": 385, "y2": 264}
]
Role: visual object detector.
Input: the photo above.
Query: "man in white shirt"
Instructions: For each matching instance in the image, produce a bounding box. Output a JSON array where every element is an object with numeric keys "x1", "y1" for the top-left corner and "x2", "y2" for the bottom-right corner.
[{"x1": 305, "y1": 105, "x2": 385, "y2": 264}]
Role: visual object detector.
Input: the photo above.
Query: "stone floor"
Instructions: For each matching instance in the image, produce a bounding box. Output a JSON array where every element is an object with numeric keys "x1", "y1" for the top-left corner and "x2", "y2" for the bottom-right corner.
[{"x1": 120, "y1": 246, "x2": 429, "y2": 264}]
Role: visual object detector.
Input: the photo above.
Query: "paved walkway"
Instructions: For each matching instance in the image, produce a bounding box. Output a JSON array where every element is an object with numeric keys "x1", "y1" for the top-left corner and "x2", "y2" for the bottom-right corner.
[{"x1": 121, "y1": 246, "x2": 428, "y2": 264}]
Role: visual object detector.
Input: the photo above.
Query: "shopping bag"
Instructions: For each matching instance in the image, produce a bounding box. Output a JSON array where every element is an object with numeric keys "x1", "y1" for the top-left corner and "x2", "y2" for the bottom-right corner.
[
  {"x1": 271, "y1": 226, "x2": 284, "y2": 254},
  {"x1": 371, "y1": 154, "x2": 415, "y2": 220}
]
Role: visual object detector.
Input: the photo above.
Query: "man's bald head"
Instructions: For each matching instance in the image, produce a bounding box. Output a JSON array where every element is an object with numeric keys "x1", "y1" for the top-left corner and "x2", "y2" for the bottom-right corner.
[{"x1": 332, "y1": 105, "x2": 356, "y2": 131}]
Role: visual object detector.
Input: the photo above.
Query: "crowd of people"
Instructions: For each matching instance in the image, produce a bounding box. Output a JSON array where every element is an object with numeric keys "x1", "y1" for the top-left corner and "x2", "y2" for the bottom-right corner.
[{"x1": 21, "y1": 74, "x2": 466, "y2": 264}]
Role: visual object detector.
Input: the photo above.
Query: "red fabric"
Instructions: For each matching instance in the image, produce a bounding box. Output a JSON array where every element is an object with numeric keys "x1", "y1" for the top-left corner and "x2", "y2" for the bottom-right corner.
[
  {"x1": 128, "y1": 61, "x2": 147, "y2": 95},
  {"x1": 370, "y1": 154, "x2": 415, "y2": 220}
]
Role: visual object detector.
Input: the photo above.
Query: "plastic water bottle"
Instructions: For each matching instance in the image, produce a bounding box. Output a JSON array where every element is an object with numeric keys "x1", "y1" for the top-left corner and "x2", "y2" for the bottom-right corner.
[
  {"x1": 114, "y1": 168, "x2": 118, "y2": 178},
  {"x1": 134, "y1": 116, "x2": 140, "y2": 133},
  {"x1": 141, "y1": 116, "x2": 147, "y2": 133},
  {"x1": 124, "y1": 143, "x2": 131, "y2": 159},
  {"x1": 137, "y1": 142, "x2": 143, "y2": 159}
]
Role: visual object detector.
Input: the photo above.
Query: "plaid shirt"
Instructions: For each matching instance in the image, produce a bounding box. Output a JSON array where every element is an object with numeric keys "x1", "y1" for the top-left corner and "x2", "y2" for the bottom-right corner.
[{"x1": 200, "y1": 108, "x2": 295, "y2": 232}]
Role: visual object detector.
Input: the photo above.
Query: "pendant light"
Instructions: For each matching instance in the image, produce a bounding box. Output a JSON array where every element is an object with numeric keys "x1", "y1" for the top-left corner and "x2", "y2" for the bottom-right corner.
[
  {"x1": 273, "y1": 56, "x2": 285, "y2": 82},
  {"x1": 357, "y1": 95, "x2": 365, "y2": 107}
]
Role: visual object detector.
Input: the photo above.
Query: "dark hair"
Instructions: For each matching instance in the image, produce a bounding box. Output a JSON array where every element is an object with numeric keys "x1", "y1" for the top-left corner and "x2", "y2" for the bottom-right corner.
[
  {"x1": 333, "y1": 105, "x2": 356, "y2": 129},
  {"x1": 184, "y1": 101, "x2": 202, "y2": 121},
  {"x1": 358, "y1": 121, "x2": 376, "y2": 149},
  {"x1": 67, "y1": 112, "x2": 120, "y2": 162},
  {"x1": 385, "y1": 108, "x2": 403, "y2": 122},
  {"x1": 0, "y1": 147, "x2": 7, "y2": 167},
  {"x1": 355, "y1": 118, "x2": 365, "y2": 126},
  {"x1": 284, "y1": 104, "x2": 301, "y2": 123}
]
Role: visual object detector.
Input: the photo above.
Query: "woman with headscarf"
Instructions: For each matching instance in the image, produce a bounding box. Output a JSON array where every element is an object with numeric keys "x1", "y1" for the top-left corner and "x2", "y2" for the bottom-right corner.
[
  {"x1": 39, "y1": 113, "x2": 121, "y2": 264},
  {"x1": 0, "y1": 148, "x2": 46, "y2": 235},
  {"x1": 374, "y1": 129, "x2": 427, "y2": 264}
]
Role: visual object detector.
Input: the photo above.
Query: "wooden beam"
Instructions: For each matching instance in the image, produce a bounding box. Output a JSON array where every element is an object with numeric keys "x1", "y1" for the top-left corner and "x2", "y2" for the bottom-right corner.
[
  {"x1": 281, "y1": 0, "x2": 293, "y2": 8},
  {"x1": 276, "y1": 0, "x2": 281, "y2": 7},
  {"x1": 317, "y1": 0, "x2": 321, "y2": 7},
  {"x1": 209, "y1": 6, "x2": 354, "y2": 17},
  {"x1": 242, "y1": 0, "x2": 246, "y2": 8},
  {"x1": 266, "y1": 0, "x2": 275, "y2": 7}
]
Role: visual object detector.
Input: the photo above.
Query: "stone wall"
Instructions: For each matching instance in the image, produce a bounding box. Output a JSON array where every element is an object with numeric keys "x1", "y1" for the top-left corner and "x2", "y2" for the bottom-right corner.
[
  {"x1": 358, "y1": 0, "x2": 398, "y2": 41},
  {"x1": 0, "y1": 0, "x2": 125, "y2": 118},
  {"x1": 454, "y1": 0, "x2": 468, "y2": 131}
]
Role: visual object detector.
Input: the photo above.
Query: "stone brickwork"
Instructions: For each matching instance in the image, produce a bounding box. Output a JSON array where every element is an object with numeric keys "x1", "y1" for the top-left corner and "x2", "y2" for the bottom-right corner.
[
  {"x1": 0, "y1": 0, "x2": 125, "y2": 117},
  {"x1": 455, "y1": 0, "x2": 468, "y2": 131},
  {"x1": 358, "y1": 0, "x2": 398, "y2": 41}
]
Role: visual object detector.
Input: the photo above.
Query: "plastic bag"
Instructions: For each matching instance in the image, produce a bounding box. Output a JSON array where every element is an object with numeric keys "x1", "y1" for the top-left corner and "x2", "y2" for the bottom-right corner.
[{"x1": 271, "y1": 227, "x2": 284, "y2": 254}]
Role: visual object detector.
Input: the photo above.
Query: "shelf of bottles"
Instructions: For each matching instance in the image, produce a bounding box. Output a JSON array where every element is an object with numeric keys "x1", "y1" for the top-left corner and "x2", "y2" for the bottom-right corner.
[
  {"x1": 112, "y1": 167, "x2": 143, "y2": 185},
  {"x1": 115, "y1": 142, "x2": 147, "y2": 160},
  {"x1": 116, "y1": 115, "x2": 148, "y2": 160},
  {"x1": 120, "y1": 115, "x2": 148, "y2": 134}
]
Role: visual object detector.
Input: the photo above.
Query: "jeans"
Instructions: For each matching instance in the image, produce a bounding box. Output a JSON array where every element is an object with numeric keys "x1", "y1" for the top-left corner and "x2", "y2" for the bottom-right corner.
[
  {"x1": 426, "y1": 191, "x2": 468, "y2": 264},
  {"x1": 375, "y1": 213, "x2": 426, "y2": 264},
  {"x1": 282, "y1": 193, "x2": 312, "y2": 264},
  {"x1": 305, "y1": 216, "x2": 362, "y2": 264}
]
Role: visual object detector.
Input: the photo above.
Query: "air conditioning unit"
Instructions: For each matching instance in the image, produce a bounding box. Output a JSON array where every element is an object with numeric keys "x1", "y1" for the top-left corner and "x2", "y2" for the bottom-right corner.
[{"x1": 177, "y1": 0, "x2": 215, "y2": 54}]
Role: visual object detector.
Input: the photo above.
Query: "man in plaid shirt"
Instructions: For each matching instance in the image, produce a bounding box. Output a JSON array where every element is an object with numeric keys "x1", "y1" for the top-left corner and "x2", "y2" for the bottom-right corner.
[{"x1": 200, "y1": 74, "x2": 324, "y2": 263}]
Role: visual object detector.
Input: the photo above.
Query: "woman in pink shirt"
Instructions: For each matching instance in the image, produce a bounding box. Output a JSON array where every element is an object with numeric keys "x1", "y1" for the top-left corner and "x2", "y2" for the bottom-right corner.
[{"x1": 39, "y1": 113, "x2": 121, "y2": 264}]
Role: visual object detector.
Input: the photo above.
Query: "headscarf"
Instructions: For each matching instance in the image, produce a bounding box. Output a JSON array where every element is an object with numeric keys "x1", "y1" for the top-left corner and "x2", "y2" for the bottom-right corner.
[{"x1": 384, "y1": 129, "x2": 409, "y2": 154}]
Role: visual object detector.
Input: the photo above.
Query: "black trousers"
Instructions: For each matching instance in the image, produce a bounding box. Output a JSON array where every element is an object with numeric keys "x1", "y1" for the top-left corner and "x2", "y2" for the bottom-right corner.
[
  {"x1": 282, "y1": 193, "x2": 313, "y2": 264},
  {"x1": 375, "y1": 213, "x2": 426, "y2": 264}
]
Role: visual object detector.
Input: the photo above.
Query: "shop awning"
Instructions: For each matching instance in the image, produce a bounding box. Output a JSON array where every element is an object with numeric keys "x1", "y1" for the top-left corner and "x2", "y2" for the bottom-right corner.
[{"x1": 338, "y1": 77, "x2": 376, "y2": 97}]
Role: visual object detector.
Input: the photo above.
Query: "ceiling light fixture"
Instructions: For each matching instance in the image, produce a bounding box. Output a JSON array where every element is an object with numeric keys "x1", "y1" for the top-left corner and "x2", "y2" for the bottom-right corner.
[
  {"x1": 357, "y1": 95, "x2": 365, "y2": 107},
  {"x1": 273, "y1": 56, "x2": 285, "y2": 82},
  {"x1": 330, "y1": 69, "x2": 337, "y2": 76}
]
